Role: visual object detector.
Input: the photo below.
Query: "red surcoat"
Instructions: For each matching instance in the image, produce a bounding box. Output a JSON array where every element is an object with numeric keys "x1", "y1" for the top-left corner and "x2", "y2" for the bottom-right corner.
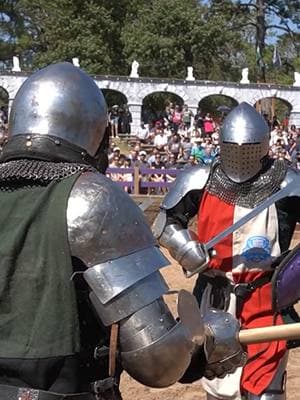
[{"x1": 198, "y1": 190, "x2": 286, "y2": 395}]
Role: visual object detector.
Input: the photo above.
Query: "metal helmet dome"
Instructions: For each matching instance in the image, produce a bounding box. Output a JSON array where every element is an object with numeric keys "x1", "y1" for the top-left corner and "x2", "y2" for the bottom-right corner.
[
  {"x1": 220, "y1": 102, "x2": 270, "y2": 183},
  {"x1": 5, "y1": 62, "x2": 107, "y2": 164}
]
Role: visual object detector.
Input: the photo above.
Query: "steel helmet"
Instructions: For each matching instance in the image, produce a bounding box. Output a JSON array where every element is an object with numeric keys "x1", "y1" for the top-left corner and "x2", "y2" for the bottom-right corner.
[
  {"x1": 220, "y1": 102, "x2": 270, "y2": 183},
  {"x1": 4, "y1": 62, "x2": 108, "y2": 166}
]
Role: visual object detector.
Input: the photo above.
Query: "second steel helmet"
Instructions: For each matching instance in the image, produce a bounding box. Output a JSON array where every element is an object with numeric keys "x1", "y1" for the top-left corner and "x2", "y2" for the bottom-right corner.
[{"x1": 220, "y1": 102, "x2": 270, "y2": 183}]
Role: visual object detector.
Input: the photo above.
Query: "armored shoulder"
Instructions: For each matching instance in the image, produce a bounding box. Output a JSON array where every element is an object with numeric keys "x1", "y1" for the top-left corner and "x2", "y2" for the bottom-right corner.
[
  {"x1": 66, "y1": 172, "x2": 203, "y2": 388},
  {"x1": 161, "y1": 164, "x2": 210, "y2": 210},
  {"x1": 67, "y1": 171, "x2": 157, "y2": 266}
]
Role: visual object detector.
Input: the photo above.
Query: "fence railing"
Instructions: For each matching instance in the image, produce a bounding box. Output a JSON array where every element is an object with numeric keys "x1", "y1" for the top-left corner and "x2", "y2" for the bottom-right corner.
[{"x1": 106, "y1": 166, "x2": 180, "y2": 194}]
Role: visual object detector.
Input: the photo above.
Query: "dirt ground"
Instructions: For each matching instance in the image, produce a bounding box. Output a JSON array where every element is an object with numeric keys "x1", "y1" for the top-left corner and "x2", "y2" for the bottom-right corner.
[{"x1": 119, "y1": 245, "x2": 300, "y2": 400}]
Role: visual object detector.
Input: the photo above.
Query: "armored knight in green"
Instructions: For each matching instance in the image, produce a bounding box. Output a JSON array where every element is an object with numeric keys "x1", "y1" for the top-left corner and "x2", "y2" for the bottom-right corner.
[{"x1": 0, "y1": 62, "x2": 244, "y2": 399}]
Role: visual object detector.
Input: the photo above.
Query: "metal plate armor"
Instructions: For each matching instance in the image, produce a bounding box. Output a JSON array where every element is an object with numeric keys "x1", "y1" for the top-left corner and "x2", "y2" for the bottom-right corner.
[
  {"x1": 67, "y1": 172, "x2": 204, "y2": 387},
  {"x1": 220, "y1": 102, "x2": 270, "y2": 183},
  {"x1": 152, "y1": 165, "x2": 210, "y2": 276},
  {"x1": 152, "y1": 164, "x2": 210, "y2": 240},
  {"x1": 7, "y1": 62, "x2": 107, "y2": 161},
  {"x1": 161, "y1": 164, "x2": 210, "y2": 211}
]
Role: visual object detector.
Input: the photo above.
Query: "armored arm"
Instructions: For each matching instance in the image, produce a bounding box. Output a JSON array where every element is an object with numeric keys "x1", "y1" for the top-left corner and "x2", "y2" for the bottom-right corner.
[
  {"x1": 153, "y1": 164, "x2": 211, "y2": 277},
  {"x1": 67, "y1": 172, "x2": 204, "y2": 388},
  {"x1": 152, "y1": 165, "x2": 247, "y2": 379}
]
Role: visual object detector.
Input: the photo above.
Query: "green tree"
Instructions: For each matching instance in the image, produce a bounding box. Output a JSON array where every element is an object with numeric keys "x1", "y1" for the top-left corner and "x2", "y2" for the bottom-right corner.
[
  {"x1": 206, "y1": 0, "x2": 300, "y2": 82},
  {"x1": 0, "y1": 0, "x2": 32, "y2": 69},
  {"x1": 235, "y1": 0, "x2": 299, "y2": 82},
  {"x1": 1, "y1": 0, "x2": 297, "y2": 84},
  {"x1": 121, "y1": 0, "x2": 247, "y2": 80},
  {"x1": 15, "y1": 0, "x2": 122, "y2": 74}
]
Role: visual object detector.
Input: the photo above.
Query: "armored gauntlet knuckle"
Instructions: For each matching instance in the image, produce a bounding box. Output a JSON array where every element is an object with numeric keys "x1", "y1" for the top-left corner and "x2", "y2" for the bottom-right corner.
[{"x1": 203, "y1": 309, "x2": 246, "y2": 378}]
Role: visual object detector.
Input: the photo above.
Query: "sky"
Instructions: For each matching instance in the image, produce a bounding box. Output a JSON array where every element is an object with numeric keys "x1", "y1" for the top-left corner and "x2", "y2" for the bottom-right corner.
[{"x1": 201, "y1": 0, "x2": 299, "y2": 45}]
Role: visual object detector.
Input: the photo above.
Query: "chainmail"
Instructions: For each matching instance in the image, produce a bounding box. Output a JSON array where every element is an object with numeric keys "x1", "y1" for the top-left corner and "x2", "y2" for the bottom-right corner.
[
  {"x1": 0, "y1": 159, "x2": 96, "y2": 191},
  {"x1": 206, "y1": 159, "x2": 288, "y2": 208}
]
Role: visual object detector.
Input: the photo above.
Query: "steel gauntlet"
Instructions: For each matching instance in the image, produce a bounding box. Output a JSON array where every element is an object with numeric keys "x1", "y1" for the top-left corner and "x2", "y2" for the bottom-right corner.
[
  {"x1": 203, "y1": 309, "x2": 247, "y2": 379},
  {"x1": 158, "y1": 223, "x2": 210, "y2": 277}
]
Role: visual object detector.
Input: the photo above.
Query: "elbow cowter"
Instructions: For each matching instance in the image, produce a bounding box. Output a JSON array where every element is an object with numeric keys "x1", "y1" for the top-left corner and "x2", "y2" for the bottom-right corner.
[{"x1": 84, "y1": 247, "x2": 200, "y2": 387}]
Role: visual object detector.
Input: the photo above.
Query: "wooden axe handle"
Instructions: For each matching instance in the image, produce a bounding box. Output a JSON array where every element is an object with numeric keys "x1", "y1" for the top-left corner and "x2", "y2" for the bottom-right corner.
[{"x1": 238, "y1": 322, "x2": 300, "y2": 345}]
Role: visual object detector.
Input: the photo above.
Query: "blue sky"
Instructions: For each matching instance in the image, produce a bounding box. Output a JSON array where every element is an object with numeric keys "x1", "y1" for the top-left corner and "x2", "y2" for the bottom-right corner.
[{"x1": 201, "y1": 0, "x2": 299, "y2": 44}]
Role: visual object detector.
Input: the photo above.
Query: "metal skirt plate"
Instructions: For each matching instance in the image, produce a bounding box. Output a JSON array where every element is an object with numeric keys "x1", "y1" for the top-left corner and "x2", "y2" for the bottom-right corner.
[
  {"x1": 120, "y1": 297, "x2": 173, "y2": 337},
  {"x1": 84, "y1": 246, "x2": 169, "y2": 304},
  {"x1": 120, "y1": 311, "x2": 176, "y2": 352},
  {"x1": 89, "y1": 271, "x2": 169, "y2": 325}
]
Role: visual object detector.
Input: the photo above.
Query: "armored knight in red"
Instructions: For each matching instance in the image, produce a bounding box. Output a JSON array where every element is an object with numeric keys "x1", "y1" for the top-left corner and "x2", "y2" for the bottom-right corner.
[{"x1": 154, "y1": 102, "x2": 300, "y2": 400}]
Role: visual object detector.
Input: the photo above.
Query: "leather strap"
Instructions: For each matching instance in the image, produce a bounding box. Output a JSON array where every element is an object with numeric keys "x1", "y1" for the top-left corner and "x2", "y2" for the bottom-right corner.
[
  {"x1": 108, "y1": 323, "x2": 119, "y2": 378},
  {"x1": 1, "y1": 134, "x2": 97, "y2": 168}
]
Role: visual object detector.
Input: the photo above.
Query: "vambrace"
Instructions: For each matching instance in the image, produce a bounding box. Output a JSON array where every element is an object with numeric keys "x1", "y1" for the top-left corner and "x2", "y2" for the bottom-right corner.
[
  {"x1": 156, "y1": 221, "x2": 210, "y2": 277},
  {"x1": 152, "y1": 165, "x2": 210, "y2": 278},
  {"x1": 84, "y1": 246, "x2": 203, "y2": 388}
]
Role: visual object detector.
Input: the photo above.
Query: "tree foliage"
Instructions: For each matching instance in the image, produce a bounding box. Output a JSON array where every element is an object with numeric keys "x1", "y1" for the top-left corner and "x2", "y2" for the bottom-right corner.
[
  {"x1": 0, "y1": 0, "x2": 299, "y2": 84},
  {"x1": 228, "y1": 0, "x2": 299, "y2": 81}
]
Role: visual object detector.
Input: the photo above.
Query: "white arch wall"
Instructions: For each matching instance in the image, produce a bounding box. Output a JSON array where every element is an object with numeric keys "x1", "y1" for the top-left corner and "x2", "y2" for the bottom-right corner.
[
  {"x1": 1, "y1": 73, "x2": 300, "y2": 132},
  {"x1": 96, "y1": 80, "x2": 300, "y2": 131}
]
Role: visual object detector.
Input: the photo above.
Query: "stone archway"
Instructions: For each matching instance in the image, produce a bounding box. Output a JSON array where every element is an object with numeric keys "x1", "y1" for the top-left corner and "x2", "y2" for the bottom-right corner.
[
  {"x1": 254, "y1": 97, "x2": 292, "y2": 130},
  {"x1": 198, "y1": 94, "x2": 238, "y2": 125},
  {"x1": 101, "y1": 89, "x2": 128, "y2": 108},
  {"x1": 142, "y1": 91, "x2": 184, "y2": 125}
]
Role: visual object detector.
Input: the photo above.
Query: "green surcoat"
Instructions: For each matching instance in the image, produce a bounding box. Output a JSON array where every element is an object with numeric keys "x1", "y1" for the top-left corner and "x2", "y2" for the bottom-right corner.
[{"x1": 0, "y1": 175, "x2": 81, "y2": 359}]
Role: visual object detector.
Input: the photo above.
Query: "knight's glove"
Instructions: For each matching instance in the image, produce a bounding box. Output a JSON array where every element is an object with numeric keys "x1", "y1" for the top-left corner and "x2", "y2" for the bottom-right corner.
[{"x1": 203, "y1": 309, "x2": 247, "y2": 379}]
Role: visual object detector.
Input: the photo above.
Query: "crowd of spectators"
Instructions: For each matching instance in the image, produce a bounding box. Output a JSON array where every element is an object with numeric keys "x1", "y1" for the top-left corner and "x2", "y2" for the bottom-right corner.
[
  {"x1": 0, "y1": 101, "x2": 299, "y2": 192},
  {"x1": 106, "y1": 102, "x2": 300, "y2": 194}
]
